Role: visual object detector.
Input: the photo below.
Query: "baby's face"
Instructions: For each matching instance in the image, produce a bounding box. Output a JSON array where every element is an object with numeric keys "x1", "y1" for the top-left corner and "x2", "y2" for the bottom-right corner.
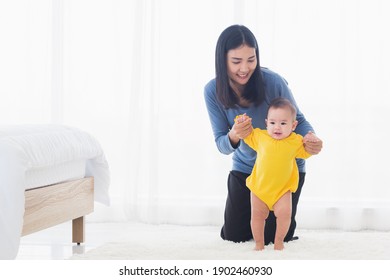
[{"x1": 266, "y1": 107, "x2": 297, "y2": 140}]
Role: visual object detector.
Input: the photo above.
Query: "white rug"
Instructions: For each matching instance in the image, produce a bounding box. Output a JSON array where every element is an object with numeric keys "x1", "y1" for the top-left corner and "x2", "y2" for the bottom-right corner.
[{"x1": 70, "y1": 223, "x2": 390, "y2": 260}]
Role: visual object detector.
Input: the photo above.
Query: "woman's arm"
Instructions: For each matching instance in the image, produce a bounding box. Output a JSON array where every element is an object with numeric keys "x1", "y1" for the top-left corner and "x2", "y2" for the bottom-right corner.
[
  {"x1": 204, "y1": 81, "x2": 236, "y2": 154},
  {"x1": 272, "y1": 71, "x2": 323, "y2": 155},
  {"x1": 204, "y1": 81, "x2": 254, "y2": 153}
]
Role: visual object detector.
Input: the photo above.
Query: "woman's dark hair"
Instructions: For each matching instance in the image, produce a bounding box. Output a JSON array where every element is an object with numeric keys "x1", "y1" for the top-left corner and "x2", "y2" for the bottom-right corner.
[{"x1": 215, "y1": 25, "x2": 265, "y2": 108}]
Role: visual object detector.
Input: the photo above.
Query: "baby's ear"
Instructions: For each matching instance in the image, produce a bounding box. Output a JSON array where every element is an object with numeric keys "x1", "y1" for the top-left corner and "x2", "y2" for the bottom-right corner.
[{"x1": 292, "y1": 120, "x2": 298, "y2": 131}]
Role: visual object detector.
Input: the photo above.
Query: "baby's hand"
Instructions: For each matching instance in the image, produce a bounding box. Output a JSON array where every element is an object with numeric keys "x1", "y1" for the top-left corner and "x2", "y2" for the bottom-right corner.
[
  {"x1": 231, "y1": 113, "x2": 253, "y2": 141},
  {"x1": 234, "y1": 113, "x2": 250, "y2": 124},
  {"x1": 303, "y1": 131, "x2": 319, "y2": 143}
]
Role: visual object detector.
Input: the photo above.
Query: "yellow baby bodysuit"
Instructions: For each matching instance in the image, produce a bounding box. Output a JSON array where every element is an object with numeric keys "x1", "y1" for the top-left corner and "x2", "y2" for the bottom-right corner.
[{"x1": 244, "y1": 129, "x2": 311, "y2": 210}]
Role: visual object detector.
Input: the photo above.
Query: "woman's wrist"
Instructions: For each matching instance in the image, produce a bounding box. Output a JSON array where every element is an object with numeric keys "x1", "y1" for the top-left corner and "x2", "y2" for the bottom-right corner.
[{"x1": 228, "y1": 130, "x2": 240, "y2": 148}]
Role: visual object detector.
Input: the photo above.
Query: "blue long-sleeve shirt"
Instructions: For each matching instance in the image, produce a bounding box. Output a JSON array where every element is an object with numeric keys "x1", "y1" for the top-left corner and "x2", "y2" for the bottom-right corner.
[{"x1": 204, "y1": 67, "x2": 314, "y2": 174}]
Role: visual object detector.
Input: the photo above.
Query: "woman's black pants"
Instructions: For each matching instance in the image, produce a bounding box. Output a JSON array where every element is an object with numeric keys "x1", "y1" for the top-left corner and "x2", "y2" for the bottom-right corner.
[{"x1": 220, "y1": 170, "x2": 306, "y2": 244}]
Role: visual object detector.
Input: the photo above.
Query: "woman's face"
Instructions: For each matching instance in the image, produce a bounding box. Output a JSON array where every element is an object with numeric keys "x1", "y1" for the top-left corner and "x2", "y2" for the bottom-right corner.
[{"x1": 226, "y1": 44, "x2": 257, "y2": 88}]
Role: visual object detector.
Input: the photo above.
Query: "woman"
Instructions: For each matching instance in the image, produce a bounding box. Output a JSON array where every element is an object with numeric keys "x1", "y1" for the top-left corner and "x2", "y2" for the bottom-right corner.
[{"x1": 204, "y1": 25, "x2": 322, "y2": 245}]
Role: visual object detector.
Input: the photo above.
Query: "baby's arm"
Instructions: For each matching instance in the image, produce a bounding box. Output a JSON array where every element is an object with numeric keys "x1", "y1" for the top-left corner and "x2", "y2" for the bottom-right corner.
[
  {"x1": 297, "y1": 145, "x2": 312, "y2": 159},
  {"x1": 296, "y1": 135, "x2": 312, "y2": 159}
]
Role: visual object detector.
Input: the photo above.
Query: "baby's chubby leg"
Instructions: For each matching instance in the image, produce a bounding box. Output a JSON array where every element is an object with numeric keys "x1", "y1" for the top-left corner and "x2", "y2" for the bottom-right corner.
[
  {"x1": 273, "y1": 192, "x2": 292, "y2": 250},
  {"x1": 250, "y1": 193, "x2": 269, "y2": 250}
]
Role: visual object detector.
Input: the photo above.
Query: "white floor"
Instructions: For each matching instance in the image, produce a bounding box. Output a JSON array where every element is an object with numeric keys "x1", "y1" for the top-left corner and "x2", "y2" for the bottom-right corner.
[
  {"x1": 17, "y1": 221, "x2": 390, "y2": 260},
  {"x1": 16, "y1": 222, "x2": 127, "y2": 260},
  {"x1": 14, "y1": 222, "x2": 390, "y2": 280}
]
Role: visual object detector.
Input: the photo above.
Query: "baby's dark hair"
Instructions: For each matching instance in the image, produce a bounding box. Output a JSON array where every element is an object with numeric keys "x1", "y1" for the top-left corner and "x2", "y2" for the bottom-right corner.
[{"x1": 268, "y1": 97, "x2": 297, "y2": 118}]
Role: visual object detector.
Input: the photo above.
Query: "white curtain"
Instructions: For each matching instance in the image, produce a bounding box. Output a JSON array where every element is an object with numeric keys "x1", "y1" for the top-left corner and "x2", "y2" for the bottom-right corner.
[{"x1": 1, "y1": 0, "x2": 389, "y2": 230}]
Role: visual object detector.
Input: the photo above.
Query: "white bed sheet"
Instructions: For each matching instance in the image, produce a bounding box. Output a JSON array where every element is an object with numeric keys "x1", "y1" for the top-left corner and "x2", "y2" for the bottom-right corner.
[
  {"x1": 0, "y1": 124, "x2": 110, "y2": 260},
  {"x1": 25, "y1": 159, "x2": 86, "y2": 190}
]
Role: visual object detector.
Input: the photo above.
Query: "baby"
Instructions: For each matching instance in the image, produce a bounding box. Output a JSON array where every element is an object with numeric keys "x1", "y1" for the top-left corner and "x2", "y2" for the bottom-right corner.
[{"x1": 235, "y1": 98, "x2": 317, "y2": 250}]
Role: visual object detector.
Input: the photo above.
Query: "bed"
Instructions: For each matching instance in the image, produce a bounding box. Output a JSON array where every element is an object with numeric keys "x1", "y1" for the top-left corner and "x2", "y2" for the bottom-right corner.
[{"x1": 0, "y1": 125, "x2": 110, "y2": 259}]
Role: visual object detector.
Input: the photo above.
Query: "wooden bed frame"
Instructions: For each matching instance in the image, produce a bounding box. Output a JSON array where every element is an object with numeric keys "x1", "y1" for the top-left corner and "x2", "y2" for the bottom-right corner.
[{"x1": 21, "y1": 177, "x2": 94, "y2": 244}]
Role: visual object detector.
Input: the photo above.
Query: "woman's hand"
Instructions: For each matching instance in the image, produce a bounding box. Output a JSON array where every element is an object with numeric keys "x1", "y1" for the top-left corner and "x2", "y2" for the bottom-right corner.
[
  {"x1": 228, "y1": 114, "x2": 253, "y2": 147},
  {"x1": 303, "y1": 131, "x2": 323, "y2": 155}
]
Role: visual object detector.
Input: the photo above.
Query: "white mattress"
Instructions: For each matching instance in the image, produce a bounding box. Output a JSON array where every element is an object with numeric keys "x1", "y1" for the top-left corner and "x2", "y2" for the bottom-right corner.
[
  {"x1": 25, "y1": 159, "x2": 86, "y2": 190},
  {"x1": 0, "y1": 124, "x2": 110, "y2": 260}
]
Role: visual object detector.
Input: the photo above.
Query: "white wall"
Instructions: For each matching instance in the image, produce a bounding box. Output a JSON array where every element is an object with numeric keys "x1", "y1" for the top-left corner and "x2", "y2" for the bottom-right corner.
[{"x1": 1, "y1": 0, "x2": 389, "y2": 230}]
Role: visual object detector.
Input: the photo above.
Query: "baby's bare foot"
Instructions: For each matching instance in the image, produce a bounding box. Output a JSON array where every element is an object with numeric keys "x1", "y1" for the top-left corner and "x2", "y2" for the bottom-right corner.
[
  {"x1": 254, "y1": 242, "x2": 264, "y2": 251},
  {"x1": 274, "y1": 242, "x2": 284, "y2": 250}
]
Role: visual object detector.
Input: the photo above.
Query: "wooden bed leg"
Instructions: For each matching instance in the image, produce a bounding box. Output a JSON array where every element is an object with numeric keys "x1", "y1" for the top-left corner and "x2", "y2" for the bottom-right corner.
[{"x1": 72, "y1": 216, "x2": 85, "y2": 245}]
